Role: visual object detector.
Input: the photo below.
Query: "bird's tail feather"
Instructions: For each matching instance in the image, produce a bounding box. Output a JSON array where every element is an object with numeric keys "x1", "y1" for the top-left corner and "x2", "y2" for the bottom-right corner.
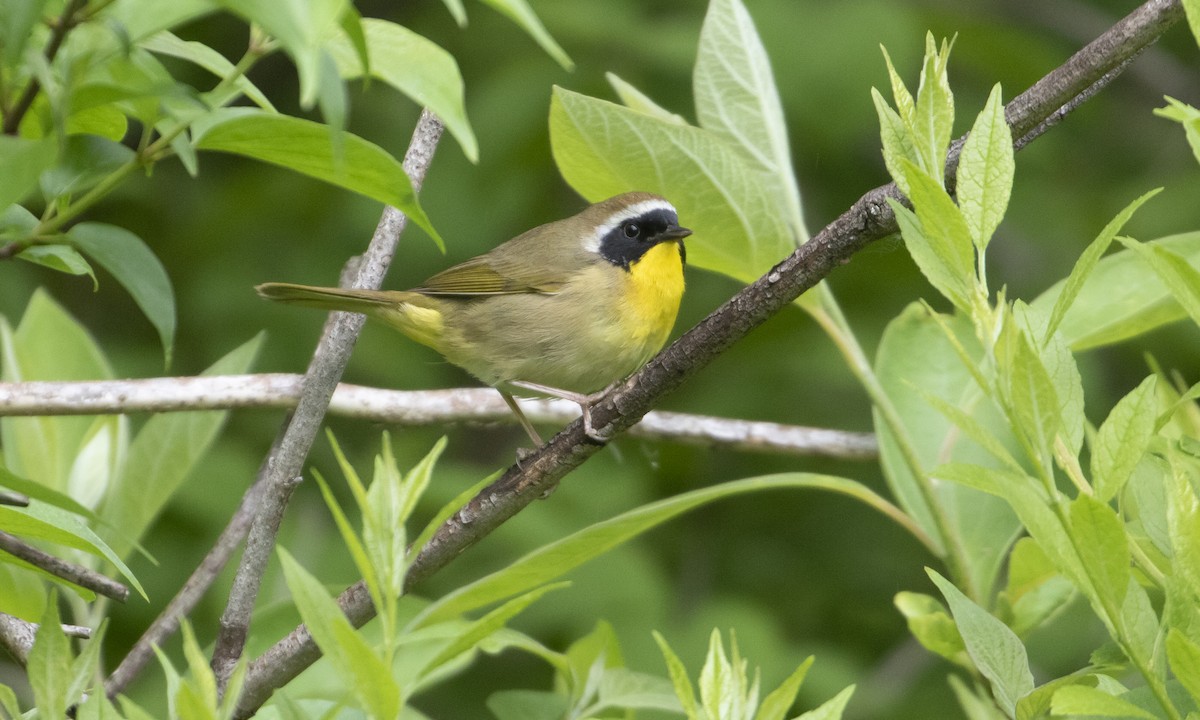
[{"x1": 255, "y1": 282, "x2": 411, "y2": 314}]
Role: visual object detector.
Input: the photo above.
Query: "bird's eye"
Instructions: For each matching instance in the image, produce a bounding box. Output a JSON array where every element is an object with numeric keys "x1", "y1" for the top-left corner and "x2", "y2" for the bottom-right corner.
[{"x1": 623, "y1": 222, "x2": 640, "y2": 239}]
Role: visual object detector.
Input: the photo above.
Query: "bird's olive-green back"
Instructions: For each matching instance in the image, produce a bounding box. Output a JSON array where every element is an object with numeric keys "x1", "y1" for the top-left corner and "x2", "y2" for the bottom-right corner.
[{"x1": 412, "y1": 192, "x2": 665, "y2": 296}]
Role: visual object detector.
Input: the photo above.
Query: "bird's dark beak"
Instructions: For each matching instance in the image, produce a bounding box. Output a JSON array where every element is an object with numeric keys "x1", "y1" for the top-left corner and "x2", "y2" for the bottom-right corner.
[{"x1": 659, "y1": 225, "x2": 692, "y2": 242}]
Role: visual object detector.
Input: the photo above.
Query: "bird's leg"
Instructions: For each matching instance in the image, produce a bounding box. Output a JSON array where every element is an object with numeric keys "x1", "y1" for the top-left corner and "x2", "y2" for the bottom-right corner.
[
  {"x1": 499, "y1": 390, "x2": 544, "y2": 447},
  {"x1": 510, "y1": 380, "x2": 613, "y2": 442}
]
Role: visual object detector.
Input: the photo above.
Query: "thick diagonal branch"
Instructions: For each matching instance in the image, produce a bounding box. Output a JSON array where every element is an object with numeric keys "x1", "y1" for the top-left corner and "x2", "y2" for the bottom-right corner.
[{"x1": 234, "y1": 1, "x2": 1184, "y2": 713}]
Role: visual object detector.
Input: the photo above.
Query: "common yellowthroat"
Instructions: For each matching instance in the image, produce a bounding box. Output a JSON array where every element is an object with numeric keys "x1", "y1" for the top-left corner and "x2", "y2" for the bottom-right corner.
[{"x1": 257, "y1": 192, "x2": 691, "y2": 444}]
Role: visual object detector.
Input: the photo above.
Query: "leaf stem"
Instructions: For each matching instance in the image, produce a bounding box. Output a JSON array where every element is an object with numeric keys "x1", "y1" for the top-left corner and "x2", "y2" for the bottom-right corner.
[{"x1": 806, "y1": 285, "x2": 975, "y2": 594}]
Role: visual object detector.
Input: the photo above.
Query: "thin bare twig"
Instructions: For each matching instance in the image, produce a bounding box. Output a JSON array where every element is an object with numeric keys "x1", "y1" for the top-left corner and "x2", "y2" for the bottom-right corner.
[
  {"x1": 0, "y1": 490, "x2": 29, "y2": 506},
  {"x1": 231, "y1": 1, "x2": 1186, "y2": 714},
  {"x1": 0, "y1": 377, "x2": 877, "y2": 460},
  {"x1": 1, "y1": 0, "x2": 86, "y2": 135},
  {"x1": 207, "y1": 109, "x2": 446, "y2": 694},
  {"x1": 0, "y1": 530, "x2": 129, "y2": 603},
  {"x1": 0, "y1": 611, "x2": 91, "y2": 666}
]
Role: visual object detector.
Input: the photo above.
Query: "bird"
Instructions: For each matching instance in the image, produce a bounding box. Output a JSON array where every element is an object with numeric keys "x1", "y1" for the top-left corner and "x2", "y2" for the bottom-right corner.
[{"x1": 256, "y1": 192, "x2": 691, "y2": 445}]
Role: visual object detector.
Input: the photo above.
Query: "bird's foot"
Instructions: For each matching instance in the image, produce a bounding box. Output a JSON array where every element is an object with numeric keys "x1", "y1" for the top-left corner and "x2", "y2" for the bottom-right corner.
[{"x1": 511, "y1": 380, "x2": 614, "y2": 443}]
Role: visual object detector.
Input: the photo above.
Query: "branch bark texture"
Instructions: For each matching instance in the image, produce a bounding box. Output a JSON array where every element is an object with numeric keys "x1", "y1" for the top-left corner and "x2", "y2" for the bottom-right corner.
[
  {"x1": 0, "y1": 377, "x2": 877, "y2": 460},
  {"x1": 234, "y1": 0, "x2": 1185, "y2": 713}
]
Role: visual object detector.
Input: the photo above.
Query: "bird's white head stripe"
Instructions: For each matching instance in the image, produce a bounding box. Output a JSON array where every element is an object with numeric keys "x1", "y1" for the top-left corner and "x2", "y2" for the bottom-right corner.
[{"x1": 581, "y1": 199, "x2": 679, "y2": 253}]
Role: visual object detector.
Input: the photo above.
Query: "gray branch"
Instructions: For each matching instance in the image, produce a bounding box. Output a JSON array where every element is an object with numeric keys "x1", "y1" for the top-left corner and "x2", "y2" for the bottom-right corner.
[
  {"x1": 232, "y1": 1, "x2": 1187, "y2": 715},
  {"x1": 0, "y1": 377, "x2": 877, "y2": 460},
  {"x1": 0, "y1": 530, "x2": 128, "y2": 602},
  {"x1": 0, "y1": 611, "x2": 91, "y2": 666},
  {"x1": 208, "y1": 109, "x2": 446, "y2": 694}
]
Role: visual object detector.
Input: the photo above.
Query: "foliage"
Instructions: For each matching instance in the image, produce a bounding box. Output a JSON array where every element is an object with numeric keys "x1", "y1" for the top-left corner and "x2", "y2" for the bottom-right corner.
[{"x1": 1, "y1": 0, "x2": 1199, "y2": 718}]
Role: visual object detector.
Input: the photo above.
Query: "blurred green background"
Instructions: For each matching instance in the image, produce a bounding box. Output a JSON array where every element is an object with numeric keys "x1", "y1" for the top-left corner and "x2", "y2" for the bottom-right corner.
[{"x1": 2, "y1": 0, "x2": 1199, "y2": 716}]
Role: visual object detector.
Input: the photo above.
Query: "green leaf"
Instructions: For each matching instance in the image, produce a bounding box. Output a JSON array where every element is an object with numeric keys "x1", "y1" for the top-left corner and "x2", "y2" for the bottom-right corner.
[
  {"x1": 594, "y1": 668, "x2": 683, "y2": 714},
  {"x1": 607, "y1": 73, "x2": 687, "y2": 125},
  {"x1": 957, "y1": 84, "x2": 1013, "y2": 252},
  {"x1": 919, "y1": 392, "x2": 1023, "y2": 474},
  {"x1": 40, "y1": 135, "x2": 134, "y2": 202},
  {"x1": 279, "y1": 547, "x2": 401, "y2": 719},
  {"x1": 654, "y1": 631, "x2": 700, "y2": 719},
  {"x1": 328, "y1": 19, "x2": 477, "y2": 163},
  {"x1": 29, "y1": 598, "x2": 71, "y2": 718},
  {"x1": 1013, "y1": 302, "x2": 1084, "y2": 456},
  {"x1": 1118, "y1": 235, "x2": 1200, "y2": 326},
  {"x1": 880, "y1": 46, "x2": 916, "y2": 127},
  {"x1": 1155, "y1": 97, "x2": 1200, "y2": 165},
  {"x1": 95, "y1": 0, "x2": 214, "y2": 44},
  {"x1": 97, "y1": 334, "x2": 262, "y2": 559},
  {"x1": 1035, "y1": 231, "x2": 1200, "y2": 350},
  {"x1": 15, "y1": 244, "x2": 96, "y2": 284},
  {"x1": 890, "y1": 163, "x2": 975, "y2": 310},
  {"x1": 67, "y1": 222, "x2": 176, "y2": 368},
  {"x1": 194, "y1": 109, "x2": 442, "y2": 249},
  {"x1": 312, "y1": 468, "x2": 383, "y2": 633},
  {"x1": 757, "y1": 656, "x2": 814, "y2": 720},
  {"x1": 0, "y1": 0, "x2": 47, "y2": 67},
  {"x1": 477, "y1": 0, "x2": 572, "y2": 70},
  {"x1": 0, "y1": 465, "x2": 95, "y2": 520},
  {"x1": 1092, "y1": 376, "x2": 1158, "y2": 502},
  {"x1": 875, "y1": 305, "x2": 1022, "y2": 600},
  {"x1": 913, "y1": 33, "x2": 955, "y2": 182},
  {"x1": 1166, "y1": 457, "x2": 1200, "y2": 602},
  {"x1": 996, "y1": 318, "x2": 1060, "y2": 460},
  {"x1": 0, "y1": 502, "x2": 145, "y2": 599},
  {"x1": 374, "y1": 436, "x2": 446, "y2": 592},
  {"x1": 1050, "y1": 683, "x2": 1156, "y2": 719},
  {"x1": 1186, "y1": 0, "x2": 1200, "y2": 49},
  {"x1": 66, "y1": 621, "x2": 107, "y2": 716},
  {"x1": 929, "y1": 569, "x2": 1034, "y2": 717},
  {"x1": 794, "y1": 685, "x2": 856, "y2": 720},
  {"x1": 415, "y1": 584, "x2": 568, "y2": 683},
  {"x1": 1069, "y1": 494, "x2": 1131, "y2": 614},
  {"x1": 0, "y1": 683, "x2": 19, "y2": 719},
  {"x1": 217, "y1": 0, "x2": 347, "y2": 111},
  {"x1": 1042, "y1": 189, "x2": 1161, "y2": 343},
  {"x1": 1119, "y1": 579, "x2": 1159, "y2": 669},
  {"x1": 140, "y1": 31, "x2": 275, "y2": 110},
  {"x1": 67, "y1": 105, "x2": 129, "y2": 142},
  {"x1": 549, "y1": 86, "x2": 793, "y2": 284},
  {"x1": 873, "y1": 87, "x2": 919, "y2": 197},
  {"x1": 0, "y1": 136, "x2": 56, "y2": 209},
  {"x1": 1168, "y1": 628, "x2": 1200, "y2": 705},
  {"x1": 698, "y1": 630, "x2": 754, "y2": 720},
  {"x1": 1, "y1": 290, "x2": 115, "y2": 492},
  {"x1": 895, "y1": 591, "x2": 966, "y2": 663},
  {"x1": 1000, "y1": 537, "x2": 1076, "y2": 637},
  {"x1": 693, "y1": 0, "x2": 805, "y2": 239},
  {"x1": 410, "y1": 473, "x2": 900, "y2": 629}
]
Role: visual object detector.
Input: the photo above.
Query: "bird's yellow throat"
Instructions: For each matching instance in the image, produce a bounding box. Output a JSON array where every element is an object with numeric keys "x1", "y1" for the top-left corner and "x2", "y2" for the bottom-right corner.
[{"x1": 625, "y1": 240, "x2": 685, "y2": 345}]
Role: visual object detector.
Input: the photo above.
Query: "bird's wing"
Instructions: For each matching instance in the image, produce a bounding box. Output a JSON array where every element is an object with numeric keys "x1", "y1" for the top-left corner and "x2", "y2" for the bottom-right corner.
[{"x1": 412, "y1": 254, "x2": 565, "y2": 296}]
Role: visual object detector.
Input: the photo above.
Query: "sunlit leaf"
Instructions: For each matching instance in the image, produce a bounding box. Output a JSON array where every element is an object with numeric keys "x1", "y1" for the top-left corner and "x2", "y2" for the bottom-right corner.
[
  {"x1": 328, "y1": 19, "x2": 477, "y2": 162},
  {"x1": 693, "y1": 0, "x2": 805, "y2": 239},
  {"x1": 957, "y1": 84, "x2": 1013, "y2": 252},
  {"x1": 550, "y1": 87, "x2": 793, "y2": 284},
  {"x1": 194, "y1": 109, "x2": 443, "y2": 249},
  {"x1": 929, "y1": 569, "x2": 1034, "y2": 716}
]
